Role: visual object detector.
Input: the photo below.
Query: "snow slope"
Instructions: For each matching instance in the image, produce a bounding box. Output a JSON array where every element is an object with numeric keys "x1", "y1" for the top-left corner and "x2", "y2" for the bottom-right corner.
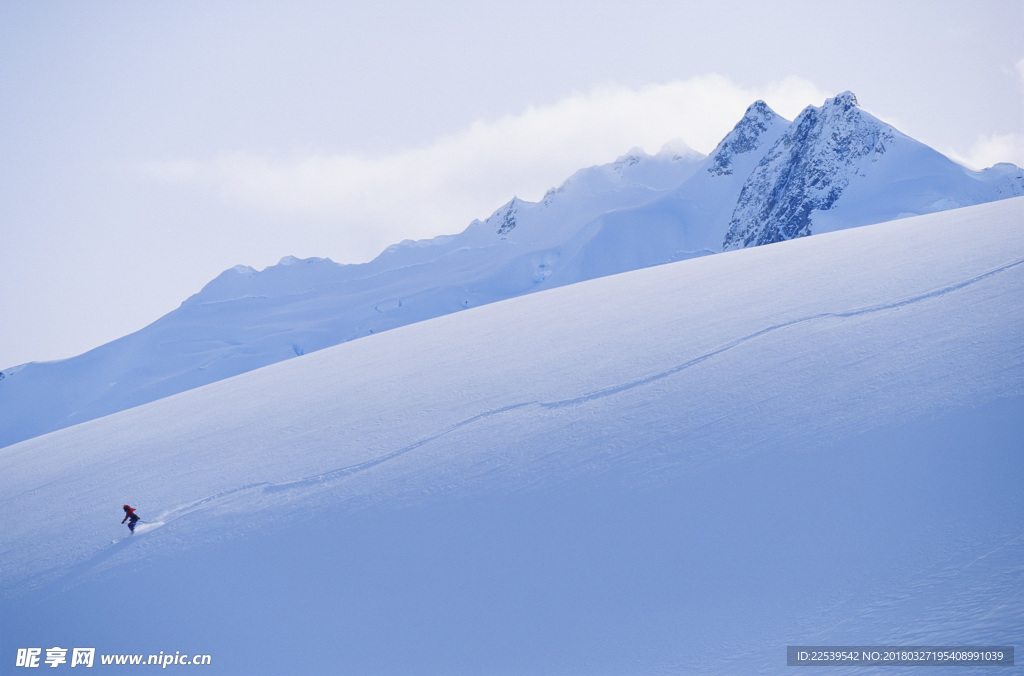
[
  {"x1": 2, "y1": 198, "x2": 1022, "y2": 673},
  {"x1": 2, "y1": 94, "x2": 1022, "y2": 450}
]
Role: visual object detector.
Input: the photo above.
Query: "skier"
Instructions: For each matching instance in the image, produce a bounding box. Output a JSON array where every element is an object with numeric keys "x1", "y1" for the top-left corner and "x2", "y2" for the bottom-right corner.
[{"x1": 121, "y1": 504, "x2": 140, "y2": 534}]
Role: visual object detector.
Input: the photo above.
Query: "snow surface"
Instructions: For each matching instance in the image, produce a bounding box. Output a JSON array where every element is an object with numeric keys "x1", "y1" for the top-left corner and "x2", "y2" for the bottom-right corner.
[
  {"x1": 2, "y1": 94, "x2": 1022, "y2": 451},
  {"x1": 2, "y1": 198, "x2": 1022, "y2": 673}
]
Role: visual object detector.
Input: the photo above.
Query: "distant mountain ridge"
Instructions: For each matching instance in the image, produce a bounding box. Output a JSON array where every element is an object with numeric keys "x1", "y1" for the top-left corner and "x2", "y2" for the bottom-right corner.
[{"x1": 2, "y1": 92, "x2": 1022, "y2": 448}]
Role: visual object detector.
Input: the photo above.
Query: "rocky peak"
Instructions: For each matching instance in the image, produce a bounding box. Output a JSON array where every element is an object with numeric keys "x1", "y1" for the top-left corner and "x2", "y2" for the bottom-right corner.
[
  {"x1": 707, "y1": 100, "x2": 784, "y2": 177},
  {"x1": 829, "y1": 90, "x2": 859, "y2": 111},
  {"x1": 722, "y1": 91, "x2": 895, "y2": 249},
  {"x1": 490, "y1": 198, "x2": 520, "y2": 236}
]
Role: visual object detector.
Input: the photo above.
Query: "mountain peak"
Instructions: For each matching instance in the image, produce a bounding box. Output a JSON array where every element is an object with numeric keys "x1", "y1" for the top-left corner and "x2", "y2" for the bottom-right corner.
[
  {"x1": 826, "y1": 90, "x2": 859, "y2": 111},
  {"x1": 657, "y1": 138, "x2": 702, "y2": 162},
  {"x1": 745, "y1": 99, "x2": 780, "y2": 121},
  {"x1": 488, "y1": 198, "x2": 520, "y2": 236},
  {"x1": 722, "y1": 92, "x2": 897, "y2": 249},
  {"x1": 707, "y1": 100, "x2": 785, "y2": 177}
]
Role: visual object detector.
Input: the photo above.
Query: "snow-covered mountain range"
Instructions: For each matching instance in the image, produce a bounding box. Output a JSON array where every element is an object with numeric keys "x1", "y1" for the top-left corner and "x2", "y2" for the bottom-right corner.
[
  {"x1": 2, "y1": 91, "x2": 1022, "y2": 449},
  {"x1": 3, "y1": 199, "x2": 1022, "y2": 672}
]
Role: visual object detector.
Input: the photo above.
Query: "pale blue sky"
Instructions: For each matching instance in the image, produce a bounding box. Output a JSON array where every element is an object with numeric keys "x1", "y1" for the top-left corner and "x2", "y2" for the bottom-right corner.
[{"x1": 2, "y1": 0, "x2": 1022, "y2": 366}]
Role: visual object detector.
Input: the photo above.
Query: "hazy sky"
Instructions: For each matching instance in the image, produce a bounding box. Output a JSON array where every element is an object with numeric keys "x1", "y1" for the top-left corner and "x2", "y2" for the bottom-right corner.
[{"x1": 2, "y1": 0, "x2": 1023, "y2": 367}]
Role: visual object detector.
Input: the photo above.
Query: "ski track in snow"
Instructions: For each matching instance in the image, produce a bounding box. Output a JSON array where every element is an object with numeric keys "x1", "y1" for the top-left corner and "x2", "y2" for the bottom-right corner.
[
  {"x1": 546, "y1": 255, "x2": 1024, "y2": 409},
  {"x1": 149, "y1": 401, "x2": 538, "y2": 528},
  {"x1": 149, "y1": 255, "x2": 1024, "y2": 526}
]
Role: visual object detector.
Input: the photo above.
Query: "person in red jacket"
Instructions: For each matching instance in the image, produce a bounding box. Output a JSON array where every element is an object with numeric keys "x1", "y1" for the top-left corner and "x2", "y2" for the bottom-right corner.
[{"x1": 121, "y1": 505, "x2": 140, "y2": 533}]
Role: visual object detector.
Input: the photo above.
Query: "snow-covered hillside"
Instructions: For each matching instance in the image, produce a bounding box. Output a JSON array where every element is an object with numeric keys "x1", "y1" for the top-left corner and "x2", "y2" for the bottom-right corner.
[
  {"x1": 2, "y1": 198, "x2": 1022, "y2": 673},
  {"x1": 2, "y1": 93, "x2": 1022, "y2": 450}
]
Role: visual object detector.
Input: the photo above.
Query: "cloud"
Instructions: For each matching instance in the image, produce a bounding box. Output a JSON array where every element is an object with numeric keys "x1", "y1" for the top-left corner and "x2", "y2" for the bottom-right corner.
[
  {"x1": 945, "y1": 133, "x2": 1024, "y2": 171},
  {"x1": 144, "y1": 75, "x2": 830, "y2": 263},
  {"x1": 939, "y1": 58, "x2": 1024, "y2": 171}
]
